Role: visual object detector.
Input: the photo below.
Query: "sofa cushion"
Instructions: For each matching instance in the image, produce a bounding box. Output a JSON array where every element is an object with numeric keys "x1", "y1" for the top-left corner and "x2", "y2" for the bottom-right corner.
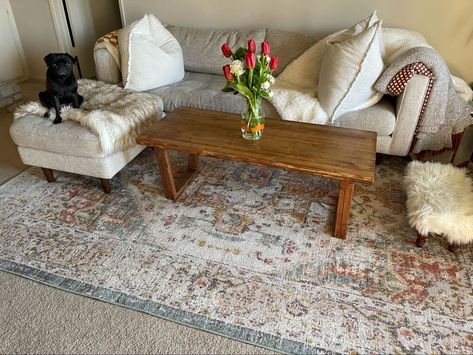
[
  {"x1": 335, "y1": 97, "x2": 396, "y2": 136},
  {"x1": 166, "y1": 26, "x2": 265, "y2": 76},
  {"x1": 147, "y1": 72, "x2": 280, "y2": 118},
  {"x1": 10, "y1": 116, "x2": 107, "y2": 158},
  {"x1": 118, "y1": 14, "x2": 184, "y2": 91},
  {"x1": 148, "y1": 71, "x2": 394, "y2": 135}
]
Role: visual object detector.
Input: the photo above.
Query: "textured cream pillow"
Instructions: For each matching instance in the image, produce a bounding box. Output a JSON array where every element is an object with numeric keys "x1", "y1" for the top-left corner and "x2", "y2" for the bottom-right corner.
[
  {"x1": 349, "y1": 10, "x2": 379, "y2": 34},
  {"x1": 318, "y1": 21, "x2": 384, "y2": 121},
  {"x1": 118, "y1": 14, "x2": 184, "y2": 91},
  {"x1": 276, "y1": 11, "x2": 380, "y2": 93}
]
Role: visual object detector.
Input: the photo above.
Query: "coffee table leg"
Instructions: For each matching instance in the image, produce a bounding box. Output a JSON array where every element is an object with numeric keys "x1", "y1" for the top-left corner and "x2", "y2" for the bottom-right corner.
[
  {"x1": 188, "y1": 153, "x2": 200, "y2": 172},
  {"x1": 154, "y1": 148, "x2": 200, "y2": 201},
  {"x1": 334, "y1": 180, "x2": 354, "y2": 239},
  {"x1": 155, "y1": 148, "x2": 178, "y2": 200}
]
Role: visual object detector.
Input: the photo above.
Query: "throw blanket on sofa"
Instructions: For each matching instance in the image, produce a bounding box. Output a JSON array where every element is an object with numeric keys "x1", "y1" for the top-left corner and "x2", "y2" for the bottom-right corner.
[
  {"x1": 14, "y1": 79, "x2": 162, "y2": 154},
  {"x1": 269, "y1": 28, "x2": 432, "y2": 125},
  {"x1": 375, "y1": 47, "x2": 473, "y2": 153},
  {"x1": 270, "y1": 80, "x2": 329, "y2": 124},
  {"x1": 269, "y1": 28, "x2": 473, "y2": 153},
  {"x1": 95, "y1": 30, "x2": 121, "y2": 68}
]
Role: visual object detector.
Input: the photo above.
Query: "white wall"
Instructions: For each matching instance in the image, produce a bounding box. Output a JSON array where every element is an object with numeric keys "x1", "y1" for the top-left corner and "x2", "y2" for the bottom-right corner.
[
  {"x1": 65, "y1": 0, "x2": 122, "y2": 78},
  {"x1": 10, "y1": 0, "x2": 122, "y2": 80},
  {"x1": 119, "y1": 0, "x2": 473, "y2": 83},
  {"x1": 89, "y1": 0, "x2": 122, "y2": 38},
  {"x1": 0, "y1": 0, "x2": 28, "y2": 82},
  {"x1": 10, "y1": 0, "x2": 61, "y2": 80}
]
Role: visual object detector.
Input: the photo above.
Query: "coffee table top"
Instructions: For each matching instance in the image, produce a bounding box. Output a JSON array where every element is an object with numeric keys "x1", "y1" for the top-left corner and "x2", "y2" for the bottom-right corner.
[{"x1": 137, "y1": 107, "x2": 376, "y2": 184}]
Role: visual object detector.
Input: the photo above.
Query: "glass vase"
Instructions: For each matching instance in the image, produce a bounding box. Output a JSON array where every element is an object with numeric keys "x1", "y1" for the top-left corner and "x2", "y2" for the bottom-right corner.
[{"x1": 240, "y1": 98, "x2": 265, "y2": 140}]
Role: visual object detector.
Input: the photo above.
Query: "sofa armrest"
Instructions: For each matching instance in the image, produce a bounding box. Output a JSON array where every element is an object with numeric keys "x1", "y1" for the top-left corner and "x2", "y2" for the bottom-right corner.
[
  {"x1": 93, "y1": 40, "x2": 122, "y2": 85},
  {"x1": 389, "y1": 74, "x2": 430, "y2": 156}
]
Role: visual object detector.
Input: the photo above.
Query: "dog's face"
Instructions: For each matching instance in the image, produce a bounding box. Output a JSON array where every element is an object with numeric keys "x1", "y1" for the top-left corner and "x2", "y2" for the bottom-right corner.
[{"x1": 44, "y1": 53, "x2": 76, "y2": 79}]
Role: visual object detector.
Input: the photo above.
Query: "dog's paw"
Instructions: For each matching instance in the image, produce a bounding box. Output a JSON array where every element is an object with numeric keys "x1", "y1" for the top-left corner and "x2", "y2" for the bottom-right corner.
[
  {"x1": 43, "y1": 111, "x2": 51, "y2": 119},
  {"x1": 53, "y1": 117, "x2": 62, "y2": 124}
]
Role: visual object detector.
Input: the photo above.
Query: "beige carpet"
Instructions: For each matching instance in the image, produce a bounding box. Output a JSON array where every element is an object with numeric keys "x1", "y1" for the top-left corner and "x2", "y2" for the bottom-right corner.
[
  {"x1": 0, "y1": 272, "x2": 271, "y2": 354},
  {"x1": 0, "y1": 81, "x2": 270, "y2": 354}
]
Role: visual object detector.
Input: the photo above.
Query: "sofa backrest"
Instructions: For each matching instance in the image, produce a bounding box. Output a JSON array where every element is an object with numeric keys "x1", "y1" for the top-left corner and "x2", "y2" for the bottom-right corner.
[
  {"x1": 265, "y1": 29, "x2": 321, "y2": 75},
  {"x1": 165, "y1": 25, "x2": 323, "y2": 76},
  {"x1": 94, "y1": 24, "x2": 430, "y2": 81},
  {"x1": 166, "y1": 26, "x2": 265, "y2": 76}
]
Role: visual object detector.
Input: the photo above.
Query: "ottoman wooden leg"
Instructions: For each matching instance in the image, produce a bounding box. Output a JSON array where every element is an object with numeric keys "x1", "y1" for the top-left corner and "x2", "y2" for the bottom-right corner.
[
  {"x1": 448, "y1": 243, "x2": 459, "y2": 253},
  {"x1": 41, "y1": 168, "x2": 55, "y2": 182},
  {"x1": 100, "y1": 178, "x2": 112, "y2": 194},
  {"x1": 416, "y1": 232, "x2": 427, "y2": 247}
]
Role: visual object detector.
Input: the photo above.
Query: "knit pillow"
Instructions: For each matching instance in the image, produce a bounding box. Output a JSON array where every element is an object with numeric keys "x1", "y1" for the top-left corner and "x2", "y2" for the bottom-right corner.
[
  {"x1": 118, "y1": 14, "x2": 184, "y2": 91},
  {"x1": 318, "y1": 18, "x2": 385, "y2": 120}
]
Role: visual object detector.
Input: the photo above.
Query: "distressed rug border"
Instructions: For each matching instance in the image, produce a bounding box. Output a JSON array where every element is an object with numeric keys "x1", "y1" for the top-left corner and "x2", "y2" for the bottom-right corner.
[{"x1": 0, "y1": 258, "x2": 327, "y2": 354}]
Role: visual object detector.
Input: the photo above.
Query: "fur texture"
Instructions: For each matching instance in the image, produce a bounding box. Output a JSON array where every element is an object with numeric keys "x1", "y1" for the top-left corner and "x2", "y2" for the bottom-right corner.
[
  {"x1": 404, "y1": 161, "x2": 473, "y2": 245},
  {"x1": 270, "y1": 81, "x2": 328, "y2": 124},
  {"x1": 270, "y1": 26, "x2": 473, "y2": 126},
  {"x1": 15, "y1": 79, "x2": 162, "y2": 154}
]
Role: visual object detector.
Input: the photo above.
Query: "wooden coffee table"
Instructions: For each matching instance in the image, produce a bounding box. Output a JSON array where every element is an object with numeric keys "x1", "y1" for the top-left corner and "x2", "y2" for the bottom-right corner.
[{"x1": 136, "y1": 107, "x2": 376, "y2": 239}]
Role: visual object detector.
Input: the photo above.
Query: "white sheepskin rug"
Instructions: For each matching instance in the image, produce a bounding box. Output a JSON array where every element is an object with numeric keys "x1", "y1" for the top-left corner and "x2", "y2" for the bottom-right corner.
[
  {"x1": 404, "y1": 161, "x2": 473, "y2": 245},
  {"x1": 14, "y1": 79, "x2": 162, "y2": 154}
]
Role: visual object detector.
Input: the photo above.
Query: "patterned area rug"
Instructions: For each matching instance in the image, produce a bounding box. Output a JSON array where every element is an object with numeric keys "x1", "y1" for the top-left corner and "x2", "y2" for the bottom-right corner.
[{"x1": 0, "y1": 149, "x2": 472, "y2": 353}]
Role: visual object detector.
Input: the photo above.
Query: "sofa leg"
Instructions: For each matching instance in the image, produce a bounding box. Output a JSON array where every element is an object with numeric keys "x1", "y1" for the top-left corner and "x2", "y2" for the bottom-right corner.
[
  {"x1": 100, "y1": 178, "x2": 111, "y2": 194},
  {"x1": 416, "y1": 232, "x2": 427, "y2": 247},
  {"x1": 41, "y1": 168, "x2": 55, "y2": 182},
  {"x1": 448, "y1": 243, "x2": 459, "y2": 253}
]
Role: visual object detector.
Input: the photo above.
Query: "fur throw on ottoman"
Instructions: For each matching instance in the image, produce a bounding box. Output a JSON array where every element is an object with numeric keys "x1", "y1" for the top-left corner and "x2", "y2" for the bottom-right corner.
[
  {"x1": 14, "y1": 79, "x2": 163, "y2": 154},
  {"x1": 404, "y1": 161, "x2": 473, "y2": 246}
]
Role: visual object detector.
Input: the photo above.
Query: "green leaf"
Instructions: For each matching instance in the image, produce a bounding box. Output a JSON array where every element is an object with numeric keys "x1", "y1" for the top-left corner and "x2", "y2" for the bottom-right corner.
[
  {"x1": 234, "y1": 83, "x2": 254, "y2": 101},
  {"x1": 231, "y1": 47, "x2": 247, "y2": 61},
  {"x1": 260, "y1": 91, "x2": 270, "y2": 99},
  {"x1": 222, "y1": 86, "x2": 235, "y2": 93}
]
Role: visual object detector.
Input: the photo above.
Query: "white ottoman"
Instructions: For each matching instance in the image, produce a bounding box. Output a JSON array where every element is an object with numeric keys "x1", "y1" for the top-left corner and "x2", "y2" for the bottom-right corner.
[
  {"x1": 404, "y1": 160, "x2": 473, "y2": 251},
  {"x1": 10, "y1": 115, "x2": 146, "y2": 193}
]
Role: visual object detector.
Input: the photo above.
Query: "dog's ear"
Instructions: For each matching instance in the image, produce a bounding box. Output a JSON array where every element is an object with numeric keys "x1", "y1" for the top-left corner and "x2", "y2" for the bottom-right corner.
[
  {"x1": 43, "y1": 53, "x2": 54, "y2": 66},
  {"x1": 65, "y1": 53, "x2": 77, "y2": 64}
]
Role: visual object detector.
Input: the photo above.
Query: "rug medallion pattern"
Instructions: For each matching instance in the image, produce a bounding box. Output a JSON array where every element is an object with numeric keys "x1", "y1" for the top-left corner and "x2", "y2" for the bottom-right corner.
[{"x1": 0, "y1": 150, "x2": 472, "y2": 353}]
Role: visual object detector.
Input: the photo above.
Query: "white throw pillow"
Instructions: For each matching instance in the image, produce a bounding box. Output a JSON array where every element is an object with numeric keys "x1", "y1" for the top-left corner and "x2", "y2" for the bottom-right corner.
[
  {"x1": 276, "y1": 11, "x2": 380, "y2": 93},
  {"x1": 118, "y1": 14, "x2": 184, "y2": 91},
  {"x1": 318, "y1": 20, "x2": 385, "y2": 121},
  {"x1": 349, "y1": 10, "x2": 379, "y2": 35}
]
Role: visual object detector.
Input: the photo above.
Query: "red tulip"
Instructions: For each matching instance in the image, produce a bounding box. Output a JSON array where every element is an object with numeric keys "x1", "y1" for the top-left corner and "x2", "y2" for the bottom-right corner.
[
  {"x1": 269, "y1": 56, "x2": 279, "y2": 71},
  {"x1": 248, "y1": 39, "x2": 256, "y2": 53},
  {"x1": 221, "y1": 43, "x2": 233, "y2": 58},
  {"x1": 261, "y1": 41, "x2": 270, "y2": 56},
  {"x1": 245, "y1": 52, "x2": 256, "y2": 69},
  {"x1": 223, "y1": 65, "x2": 233, "y2": 80}
]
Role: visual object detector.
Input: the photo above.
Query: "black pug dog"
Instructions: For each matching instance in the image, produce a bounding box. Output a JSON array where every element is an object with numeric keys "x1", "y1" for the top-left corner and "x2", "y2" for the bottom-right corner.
[{"x1": 39, "y1": 53, "x2": 83, "y2": 124}]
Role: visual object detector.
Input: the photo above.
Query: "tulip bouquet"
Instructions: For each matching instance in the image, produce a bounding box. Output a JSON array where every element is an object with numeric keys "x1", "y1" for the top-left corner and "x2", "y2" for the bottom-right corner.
[{"x1": 221, "y1": 39, "x2": 278, "y2": 140}]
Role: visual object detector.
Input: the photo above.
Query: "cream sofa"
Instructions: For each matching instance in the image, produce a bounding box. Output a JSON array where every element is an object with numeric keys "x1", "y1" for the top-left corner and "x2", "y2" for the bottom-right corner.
[{"x1": 94, "y1": 25, "x2": 434, "y2": 157}]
